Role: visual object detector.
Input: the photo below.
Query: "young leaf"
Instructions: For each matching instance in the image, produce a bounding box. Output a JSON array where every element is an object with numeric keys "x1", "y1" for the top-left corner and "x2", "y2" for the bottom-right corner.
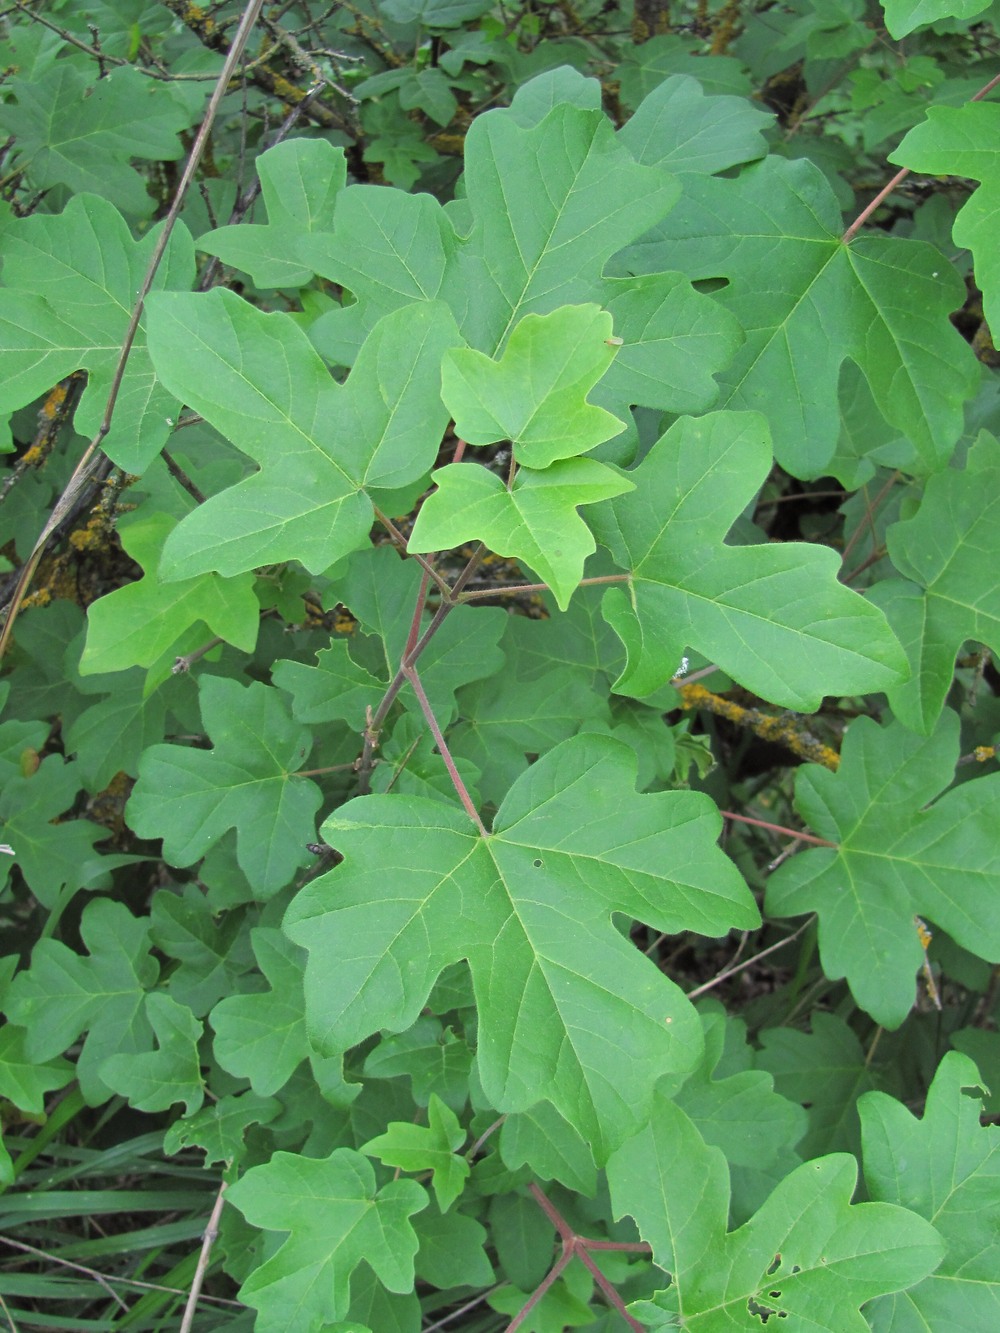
[
  {"x1": 102, "y1": 992, "x2": 204, "y2": 1115},
  {"x1": 0, "y1": 193, "x2": 194, "y2": 470},
  {"x1": 5, "y1": 899, "x2": 157, "y2": 1105},
  {"x1": 591, "y1": 412, "x2": 907, "y2": 708},
  {"x1": 198, "y1": 138, "x2": 347, "y2": 288},
  {"x1": 226, "y1": 1147, "x2": 428, "y2": 1329},
  {"x1": 79, "y1": 510, "x2": 260, "y2": 676},
  {"x1": 870, "y1": 430, "x2": 1000, "y2": 733},
  {"x1": 767, "y1": 711, "x2": 1000, "y2": 1028},
  {"x1": 408, "y1": 456, "x2": 633, "y2": 610},
  {"x1": 439, "y1": 304, "x2": 624, "y2": 467},
  {"x1": 127, "y1": 675, "x2": 322, "y2": 898},
  {"x1": 145, "y1": 292, "x2": 463, "y2": 578},
  {"x1": 609, "y1": 1094, "x2": 943, "y2": 1331},
  {"x1": 285, "y1": 733, "x2": 758, "y2": 1159},
  {"x1": 621, "y1": 156, "x2": 978, "y2": 476},
  {"x1": 861, "y1": 1051, "x2": 1000, "y2": 1329},
  {"x1": 362, "y1": 1093, "x2": 470, "y2": 1212}
]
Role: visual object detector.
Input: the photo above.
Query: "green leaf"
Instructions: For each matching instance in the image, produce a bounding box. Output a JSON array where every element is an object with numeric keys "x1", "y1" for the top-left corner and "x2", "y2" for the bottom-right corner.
[
  {"x1": 0, "y1": 193, "x2": 194, "y2": 470},
  {"x1": 80, "y1": 510, "x2": 260, "y2": 676},
  {"x1": 861, "y1": 1051, "x2": 1000, "y2": 1330},
  {"x1": 164, "y1": 1090, "x2": 281, "y2": 1167},
  {"x1": 591, "y1": 412, "x2": 907, "y2": 708},
  {"x1": 149, "y1": 885, "x2": 253, "y2": 1017},
  {"x1": 409, "y1": 456, "x2": 633, "y2": 610},
  {"x1": 309, "y1": 103, "x2": 678, "y2": 354},
  {"x1": 145, "y1": 293, "x2": 463, "y2": 578},
  {"x1": 891, "y1": 104, "x2": 1000, "y2": 389},
  {"x1": 412, "y1": 1207, "x2": 494, "y2": 1289},
  {"x1": 0, "y1": 1025, "x2": 73, "y2": 1116},
  {"x1": 285, "y1": 733, "x2": 758, "y2": 1159},
  {"x1": 0, "y1": 63, "x2": 194, "y2": 216},
  {"x1": 592, "y1": 272, "x2": 744, "y2": 446},
  {"x1": 5, "y1": 899, "x2": 157, "y2": 1105},
  {"x1": 226, "y1": 1147, "x2": 428, "y2": 1329},
  {"x1": 362, "y1": 1017, "x2": 473, "y2": 1111},
  {"x1": 210, "y1": 928, "x2": 311, "y2": 1097},
  {"x1": 676, "y1": 1007, "x2": 807, "y2": 1218},
  {"x1": 362, "y1": 1093, "x2": 470, "y2": 1212},
  {"x1": 767, "y1": 711, "x2": 1000, "y2": 1027},
  {"x1": 754, "y1": 1012, "x2": 887, "y2": 1160},
  {"x1": 499, "y1": 1100, "x2": 597, "y2": 1196},
  {"x1": 621, "y1": 156, "x2": 978, "y2": 476},
  {"x1": 879, "y1": 0, "x2": 992, "y2": 40},
  {"x1": 127, "y1": 675, "x2": 322, "y2": 898},
  {"x1": 198, "y1": 139, "x2": 346, "y2": 288},
  {"x1": 63, "y1": 676, "x2": 172, "y2": 790},
  {"x1": 610, "y1": 1095, "x2": 943, "y2": 1331},
  {"x1": 379, "y1": 0, "x2": 494, "y2": 26},
  {"x1": 618, "y1": 74, "x2": 772, "y2": 175},
  {"x1": 273, "y1": 641, "x2": 383, "y2": 732},
  {"x1": 439, "y1": 304, "x2": 624, "y2": 468},
  {"x1": 870, "y1": 432, "x2": 1000, "y2": 733},
  {"x1": 489, "y1": 1269, "x2": 595, "y2": 1332},
  {"x1": 0, "y1": 755, "x2": 114, "y2": 909},
  {"x1": 102, "y1": 992, "x2": 204, "y2": 1115},
  {"x1": 449, "y1": 665, "x2": 611, "y2": 804}
]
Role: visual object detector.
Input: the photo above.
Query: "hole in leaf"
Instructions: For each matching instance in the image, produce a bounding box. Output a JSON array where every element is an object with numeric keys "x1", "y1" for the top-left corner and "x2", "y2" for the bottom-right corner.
[{"x1": 533, "y1": 858, "x2": 542, "y2": 868}]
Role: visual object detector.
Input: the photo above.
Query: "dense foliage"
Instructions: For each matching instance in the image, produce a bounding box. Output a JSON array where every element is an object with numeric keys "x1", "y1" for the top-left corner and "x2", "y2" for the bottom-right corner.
[{"x1": 0, "y1": 0, "x2": 999, "y2": 1328}]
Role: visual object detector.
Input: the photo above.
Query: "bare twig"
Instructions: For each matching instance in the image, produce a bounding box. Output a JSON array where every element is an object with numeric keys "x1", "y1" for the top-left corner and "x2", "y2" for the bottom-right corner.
[
  {"x1": 687, "y1": 917, "x2": 816, "y2": 999},
  {"x1": 179, "y1": 1179, "x2": 229, "y2": 1333}
]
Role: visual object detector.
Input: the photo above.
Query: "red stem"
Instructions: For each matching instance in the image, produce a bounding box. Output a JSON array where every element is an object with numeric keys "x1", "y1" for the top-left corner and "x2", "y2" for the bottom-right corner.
[{"x1": 721, "y1": 810, "x2": 837, "y2": 848}]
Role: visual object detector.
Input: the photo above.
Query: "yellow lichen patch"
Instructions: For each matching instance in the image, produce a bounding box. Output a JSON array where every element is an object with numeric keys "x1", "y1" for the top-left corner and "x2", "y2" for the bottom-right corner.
[{"x1": 677, "y1": 681, "x2": 840, "y2": 771}]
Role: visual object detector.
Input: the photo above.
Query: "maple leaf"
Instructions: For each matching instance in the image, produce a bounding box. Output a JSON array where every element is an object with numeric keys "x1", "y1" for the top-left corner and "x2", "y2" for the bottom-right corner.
[
  {"x1": 590, "y1": 411, "x2": 907, "y2": 709},
  {"x1": 79, "y1": 510, "x2": 260, "y2": 676},
  {"x1": 284, "y1": 733, "x2": 758, "y2": 1160},
  {"x1": 144, "y1": 292, "x2": 463, "y2": 579},
  {"x1": 127, "y1": 676, "x2": 322, "y2": 898},
  {"x1": 869, "y1": 432, "x2": 1000, "y2": 733},
  {"x1": 766, "y1": 710, "x2": 1000, "y2": 1028},
  {"x1": 409, "y1": 456, "x2": 633, "y2": 610},
  {"x1": 226, "y1": 1147, "x2": 427, "y2": 1330},
  {"x1": 362, "y1": 1093, "x2": 470, "y2": 1211},
  {"x1": 305, "y1": 101, "x2": 679, "y2": 355},
  {"x1": 0, "y1": 193, "x2": 193, "y2": 470},
  {"x1": 861, "y1": 1051, "x2": 1000, "y2": 1329},
  {"x1": 619, "y1": 155, "x2": 979, "y2": 477},
  {"x1": 609, "y1": 1094, "x2": 943, "y2": 1331},
  {"x1": 198, "y1": 138, "x2": 346, "y2": 288},
  {"x1": 439, "y1": 304, "x2": 625, "y2": 467},
  {"x1": 102, "y1": 992, "x2": 204, "y2": 1115},
  {"x1": 210, "y1": 929, "x2": 311, "y2": 1097},
  {"x1": 5, "y1": 899, "x2": 158, "y2": 1105},
  {"x1": 0, "y1": 63, "x2": 194, "y2": 216}
]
